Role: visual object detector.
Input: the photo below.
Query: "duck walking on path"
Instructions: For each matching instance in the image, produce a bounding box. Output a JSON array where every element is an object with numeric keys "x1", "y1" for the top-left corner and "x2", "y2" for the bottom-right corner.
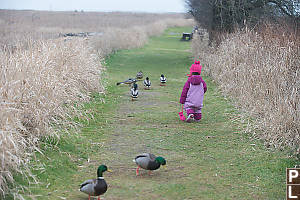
[
  {"x1": 133, "y1": 153, "x2": 166, "y2": 175},
  {"x1": 143, "y1": 77, "x2": 151, "y2": 90},
  {"x1": 131, "y1": 83, "x2": 139, "y2": 100},
  {"x1": 160, "y1": 74, "x2": 167, "y2": 86},
  {"x1": 136, "y1": 71, "x2": 143, "y2": 79},
  {"x1": 80, "y1": 165, "x2": 111, "y2": 200},
  {"x1": 116, "y1": 78, "x2": 138, "y2": 86}
]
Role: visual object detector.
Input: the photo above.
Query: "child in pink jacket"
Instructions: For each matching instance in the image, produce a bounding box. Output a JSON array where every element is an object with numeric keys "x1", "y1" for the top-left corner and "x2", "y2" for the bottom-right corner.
[{"x1": 180, "y1": 60, "x2": 207, "y2": 122}]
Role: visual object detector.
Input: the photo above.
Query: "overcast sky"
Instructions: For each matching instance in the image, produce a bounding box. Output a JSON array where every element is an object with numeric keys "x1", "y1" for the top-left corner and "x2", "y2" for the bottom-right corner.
[{"x1": 0, "y1": 0, "x2": 187, "y2": 13}]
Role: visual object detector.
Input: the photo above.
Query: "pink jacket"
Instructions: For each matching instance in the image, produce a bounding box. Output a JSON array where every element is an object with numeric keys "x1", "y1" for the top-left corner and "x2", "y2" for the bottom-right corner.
[{"x1": 180, "y1": 75, "x2": 207, "y2": 106}]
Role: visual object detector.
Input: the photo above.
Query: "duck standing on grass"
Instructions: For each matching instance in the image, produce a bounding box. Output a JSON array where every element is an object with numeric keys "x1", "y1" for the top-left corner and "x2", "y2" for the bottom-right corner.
[
  {"x1": 136, "y1": 71, "x2": 143, "y2": 79},
  {"x1": 143, "y1": 77, "x2": 151, "y2": 89},
  {"x1": 80, "y1": 165, "x2": 111, "y2": 200},
  {"x1": 160, "y1": 74, "x2": 167, "y2": 86},
  {"x1": 133, "y1": 153, "x2": 166, "y2": 175},
  {"x1": 116, "y1": 78, "x2": 137, "y2": 86},
  {"x1": 131, "y1": 82, "x2": 139, "y2": 100}
]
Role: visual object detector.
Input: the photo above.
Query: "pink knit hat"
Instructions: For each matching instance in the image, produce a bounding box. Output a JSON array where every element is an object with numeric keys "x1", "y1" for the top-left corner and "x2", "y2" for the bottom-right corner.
[{"x1": 187, "y1": 60, "x2": 202, "y2": 76}]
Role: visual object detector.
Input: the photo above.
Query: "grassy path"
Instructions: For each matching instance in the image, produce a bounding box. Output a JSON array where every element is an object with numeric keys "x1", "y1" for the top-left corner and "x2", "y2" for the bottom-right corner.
[{"x1": 18, "y1": 27, "x2": 297, "y2": 200}]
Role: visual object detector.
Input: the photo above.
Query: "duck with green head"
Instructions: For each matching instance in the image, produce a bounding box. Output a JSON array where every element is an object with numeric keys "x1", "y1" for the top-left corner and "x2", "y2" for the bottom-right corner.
[
  {"x1": 133, "y1": 153, "x2": 166, "y2": 175},
  {"x1": 80, "y1": 165, "x2": 111, "y2": 200}
]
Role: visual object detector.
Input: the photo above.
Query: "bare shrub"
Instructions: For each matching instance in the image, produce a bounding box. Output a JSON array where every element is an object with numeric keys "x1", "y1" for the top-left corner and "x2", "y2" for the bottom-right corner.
[
  {"x1": 0, "y1": 38, "x2": 103, "y2": 197},
  {"x1": 192, "y1": 26, "x2": 300, "y2": 153}
]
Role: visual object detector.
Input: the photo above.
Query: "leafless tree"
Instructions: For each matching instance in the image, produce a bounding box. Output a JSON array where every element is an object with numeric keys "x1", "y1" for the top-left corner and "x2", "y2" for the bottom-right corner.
[{"x1": 186, "y1": 0, "x2": 300, "y2": 43}]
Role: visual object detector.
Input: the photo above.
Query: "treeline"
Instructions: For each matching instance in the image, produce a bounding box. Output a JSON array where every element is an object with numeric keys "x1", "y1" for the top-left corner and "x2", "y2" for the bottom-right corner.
[{"x1": 186, "y1": 0, "x2": 300, "y2": 42}]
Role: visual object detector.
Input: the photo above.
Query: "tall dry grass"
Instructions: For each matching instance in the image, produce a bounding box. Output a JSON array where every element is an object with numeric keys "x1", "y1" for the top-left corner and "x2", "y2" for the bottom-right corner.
[
  {"x1": 0, "y1": 10, "x2": 194, "y2": 197},
  {"x1": 192, "y1": 25, "x2": 300, "y2": 153},
  {"x1": 0, "y1": 9, "x2": 194, "y2": 56},
  {"x1": 0, "y1": 10, "x2": 188, "y2": 48},
  {"x1": 0, "y1": 38, "x2": 103, "y2": 197},
  {"x1": 92, "y1": 18, "x2": 194, "y2": 56}
]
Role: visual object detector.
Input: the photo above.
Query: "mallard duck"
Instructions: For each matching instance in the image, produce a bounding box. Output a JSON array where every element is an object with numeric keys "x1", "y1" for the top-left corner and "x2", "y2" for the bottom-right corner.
[
  {"x1": 136, "y1": 71, "x2": 143, "y2": 79},
  {"x1": 80, "y1": 165, "x2": 111, "y2": 200},
  {"x1": 160, "y1": 74, "x2": 167, "y2": 86},
  {"x1": 130, "y1": 83, "x2": 139, "y2": 100},
  {"x1": 143, "y1": 77, "x2": 151, "y2": 89},
  {"x1": 133, "y1": 153, "x2": 166, "y2": 175},
  {"x1": 116, "y1": 78, "x2": 138, "y2": 86}
]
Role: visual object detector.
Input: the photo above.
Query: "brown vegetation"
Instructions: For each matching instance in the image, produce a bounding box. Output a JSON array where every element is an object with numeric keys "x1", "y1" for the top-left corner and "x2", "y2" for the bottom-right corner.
[
  {"x1": 92, "y1": 18, "x2": 193, "y2": 56},
  {"x1": 0, "y1": 9, "x2": 193, "y2": 197},
  {"x1": 192, "y1": 23, "x2": 300, "y2": 153},
  {"x1": 0, "y1": 10, "x2": 189, "y2": 48},
  {"x1": 0, "y1": 38, "x2": 104, "y2": 196}
]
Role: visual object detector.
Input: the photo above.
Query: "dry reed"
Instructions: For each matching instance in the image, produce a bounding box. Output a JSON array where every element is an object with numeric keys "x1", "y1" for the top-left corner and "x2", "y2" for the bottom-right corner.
[
  {"x1": 192, "y1": 26, "x2": 300, "y2": 153},
  {"x1": 0, "y1": 10, "x2": 188, "y2": 48},
  {"x1": 0, "y1": 38, "x2": 103, "y2": 197},
  {"x1": 91, "y1": 18, "x2": 194, "y2": 57},
  {"x1": 0, "y1": 10, "x2": 194, "y2": 197}
]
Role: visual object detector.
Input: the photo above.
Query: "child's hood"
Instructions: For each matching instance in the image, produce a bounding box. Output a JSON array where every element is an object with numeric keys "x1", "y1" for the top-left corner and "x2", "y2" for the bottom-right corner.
[{"x1": 189, "y1": 75, "x2": 202, "y2": 85}]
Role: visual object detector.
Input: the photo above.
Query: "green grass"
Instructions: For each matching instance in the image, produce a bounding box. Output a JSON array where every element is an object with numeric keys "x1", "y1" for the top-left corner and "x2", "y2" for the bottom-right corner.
[{"x1": 10, "y1": 26, "x2": 298, "y2": 200}]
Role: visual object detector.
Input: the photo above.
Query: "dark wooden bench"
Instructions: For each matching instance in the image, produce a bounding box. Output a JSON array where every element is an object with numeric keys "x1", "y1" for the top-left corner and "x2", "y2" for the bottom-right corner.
[{"x1": 181, "y1": 32, "x2": 192, "y2": 41}]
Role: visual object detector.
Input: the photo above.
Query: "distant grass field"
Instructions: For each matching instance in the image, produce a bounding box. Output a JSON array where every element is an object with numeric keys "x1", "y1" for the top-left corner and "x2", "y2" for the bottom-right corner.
[
  {"x1": 0, "y1": 9, "x2": 185, "y2": 45},
  {"x1": 10, "y1": 26, "x2": 298, "y2": 200}
]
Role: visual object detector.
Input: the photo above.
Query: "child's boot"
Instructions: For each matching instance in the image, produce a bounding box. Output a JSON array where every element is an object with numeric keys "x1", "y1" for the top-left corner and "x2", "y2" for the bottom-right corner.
[
  {"x1": 186, "y1": 114, "x2": 194, "y2": 123},
  {"x1": 194, "y1": 113, "x2": 202, "y2": 122}
]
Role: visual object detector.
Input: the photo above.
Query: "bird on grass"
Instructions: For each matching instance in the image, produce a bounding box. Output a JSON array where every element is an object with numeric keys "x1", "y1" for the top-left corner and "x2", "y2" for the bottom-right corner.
[
  {"x1": 143, "y1": 77, "x2": 151, "y2": 89},
  {"x1": 133, "y1": 153, "x2": 166, "y2": 175},
  {"x1": 131, "y1": 82, "x2": 139, "y2": 100},
  {"x1": 116, "y1": 78, "x2": 138, "y2": 86},
  {"x1": 136, "y1": 71, "x2": 143, "y2": 79},
  {"x1": 80, "y1": 165, "x2": 111, "y2": 200},
  {"x1": 160, "y1": 74, "x2": 167, "y2": 86}
]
